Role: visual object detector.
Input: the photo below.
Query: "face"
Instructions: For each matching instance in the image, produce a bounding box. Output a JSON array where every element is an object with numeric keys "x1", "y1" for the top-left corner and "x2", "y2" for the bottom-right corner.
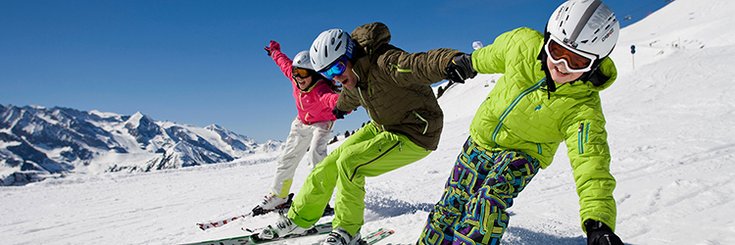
[
  {"x1": 546, "y1": 57, "x2": 584, "y2": 84},
  {"x1": 332, "y1": 60, "x2": 358, "y2": 90},
  {"x1": 294, "y1": 75, "x2": 313, "y2": 90}
]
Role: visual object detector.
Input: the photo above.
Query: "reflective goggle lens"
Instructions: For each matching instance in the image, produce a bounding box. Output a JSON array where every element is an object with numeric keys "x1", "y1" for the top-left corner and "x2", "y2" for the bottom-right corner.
[
  {"x1": 292, "y1": 68, "x2": 310, "y2": 79},
  {"x1": 546, "y1": 38, "x2": 595, "y2": 72},
  {"x1": 319, "y1": 57, "x2": 348, "y2": 80}
]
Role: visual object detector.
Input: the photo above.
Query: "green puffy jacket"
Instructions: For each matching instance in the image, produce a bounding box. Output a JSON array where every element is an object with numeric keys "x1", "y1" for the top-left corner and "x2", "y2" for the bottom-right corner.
[
  {"x1": 336, "y1": 22, "x2": 461, "y2": 150},
  {"x1": 470, "y1": 27, "x2": 618, "y2": 231}
]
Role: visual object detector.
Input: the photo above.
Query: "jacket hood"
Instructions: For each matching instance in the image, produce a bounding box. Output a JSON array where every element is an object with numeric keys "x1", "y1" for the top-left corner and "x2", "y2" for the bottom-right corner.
[{"x1": 351, "y1": 22, "x2": 391, "y2": 55}]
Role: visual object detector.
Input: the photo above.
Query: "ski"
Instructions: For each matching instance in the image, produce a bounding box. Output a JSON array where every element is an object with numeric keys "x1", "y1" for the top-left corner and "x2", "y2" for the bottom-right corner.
[
  {"x1": 196, "y1": 194, "x2": 294, "y2": 231},
  {"x1": 360, "y1": 228, "x2": 395, "y2": 245},
  {"x1": 309, "y1": 227, "x2": 396, "y2": 245},
  {"x1": 240, "y1": 204, "x2": 334, "y2": 232},
  {"x1": 186, "y1": 223, "x2": 396, "y2": 245},
  {"x1": 197, "y1": 212, "x2": 252, "y2": 231},
  {"x1": 182, "y1": 222, "x2": 332, "y2": 245}
]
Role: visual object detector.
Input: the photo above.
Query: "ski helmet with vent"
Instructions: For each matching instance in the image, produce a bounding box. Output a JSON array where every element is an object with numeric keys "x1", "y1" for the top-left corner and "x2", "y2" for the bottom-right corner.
[
  {"x1": 546, "y1": 0, "x2": 620, "y2": 59},
  {"x1": 310, "y1": 28, "x2": 355, "y2": 72},
  {"x1": 292, "y1": 50, "x2": 313, "y2": 70}
]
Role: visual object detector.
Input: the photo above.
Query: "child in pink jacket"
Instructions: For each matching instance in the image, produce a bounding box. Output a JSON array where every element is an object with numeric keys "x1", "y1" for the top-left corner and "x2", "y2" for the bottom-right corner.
[{"x1": 252, "y1": 40, "x2": 341, "y2": 214}]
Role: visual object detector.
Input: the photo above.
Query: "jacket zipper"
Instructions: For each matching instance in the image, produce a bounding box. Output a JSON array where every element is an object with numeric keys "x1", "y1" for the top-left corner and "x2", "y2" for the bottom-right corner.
[
  {"x1": 578, "y1": 122, "x2": 585, "y2": 154},
  {"x1": 413, "y1": 111, "x2": 429, "y2": 135},
  {"x1": 349, "y1": 142, "x2": 401, "y2": 181},
  {"x1": 491, "y1": 78, "x2": 546, "y2": 144},
  {"x1": 297, "y1": 94, "x2": 305, "y2": 111},
  {"x1": 536, "y1": 143, "x2": 542, "y2": 154},
  {"x1": 358, "y1": 87, "x2": 376, "y2": 121},
  {"x1": 298, "y1": 94, "x2": 310, "y2": 123}
]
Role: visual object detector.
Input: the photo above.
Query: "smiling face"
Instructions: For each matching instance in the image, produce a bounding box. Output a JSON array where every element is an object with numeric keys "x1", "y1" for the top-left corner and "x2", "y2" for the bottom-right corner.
[
  {"x1": 546, "y1": 57, "x2": 584, "y2": 84},
  {"x1": 294, "y1": 75, "x2": 313, "y2": 90}
]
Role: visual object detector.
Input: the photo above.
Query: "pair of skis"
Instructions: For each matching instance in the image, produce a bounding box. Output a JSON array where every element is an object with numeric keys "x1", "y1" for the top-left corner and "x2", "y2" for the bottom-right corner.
[
  {"x1": 189, "y1": 195, "x2": 393, "y2": 244},
  {"x1": 185, "y1": 222, "x2": 395, "y2": 245}
]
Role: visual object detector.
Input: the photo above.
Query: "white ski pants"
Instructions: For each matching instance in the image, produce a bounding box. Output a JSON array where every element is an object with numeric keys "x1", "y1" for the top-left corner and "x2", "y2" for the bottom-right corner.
[{"x1": 271, "y1": 118, "x2": 334, "y2": 198}]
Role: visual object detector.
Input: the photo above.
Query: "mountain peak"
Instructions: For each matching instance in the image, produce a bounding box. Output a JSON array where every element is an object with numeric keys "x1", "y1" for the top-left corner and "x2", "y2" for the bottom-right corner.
[{"x1": 205, "y1": 124, "x2": 224, "y2": 131}]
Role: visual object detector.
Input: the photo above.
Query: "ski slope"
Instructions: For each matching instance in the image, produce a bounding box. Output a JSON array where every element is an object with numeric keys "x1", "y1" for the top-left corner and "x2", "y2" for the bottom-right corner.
[{"x1": 2, "y1": 0, "x2": 735, "y2": 244}]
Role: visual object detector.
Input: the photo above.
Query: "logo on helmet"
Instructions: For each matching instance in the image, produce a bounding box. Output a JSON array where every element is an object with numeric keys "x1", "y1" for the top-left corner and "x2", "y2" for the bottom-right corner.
[
  {"x1": 601, "y1": 29, "x2": 614, "y2": 42},
  {"x1": 345, "y1": 39, "x2": 355, "y2": 59}
]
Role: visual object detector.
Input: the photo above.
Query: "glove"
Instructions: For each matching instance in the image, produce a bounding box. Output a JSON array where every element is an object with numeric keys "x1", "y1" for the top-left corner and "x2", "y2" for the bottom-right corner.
[
  {"x1": 264, "y1": 40, "x2": 280, "y2": 56},
  {"x1": 584, "y1": 220, "x2": 623, "y2": 245},
  {"x1": 332, "y1": 108, "x2": 348, "y2": 119},
  {"x1": 445, "y1": 53, "x2": 477, "y2": 84}
]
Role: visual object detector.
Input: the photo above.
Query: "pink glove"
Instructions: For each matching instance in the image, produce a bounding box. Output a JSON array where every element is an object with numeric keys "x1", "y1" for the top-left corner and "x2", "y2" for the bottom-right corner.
[{"x1": 264, "y1": 40, "x2": 281, "y2": 56}]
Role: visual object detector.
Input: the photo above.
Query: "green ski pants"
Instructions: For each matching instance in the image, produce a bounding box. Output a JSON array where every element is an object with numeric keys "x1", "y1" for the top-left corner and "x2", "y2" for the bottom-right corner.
[{"x1": 287, "y1": 122, "x2": 431, "y2": 236}]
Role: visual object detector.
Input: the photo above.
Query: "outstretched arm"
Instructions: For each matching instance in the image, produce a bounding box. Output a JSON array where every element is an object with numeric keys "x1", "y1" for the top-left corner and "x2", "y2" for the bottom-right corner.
[
  {"x1": 265, "y1": 40, "x2": 294, "y2": 79},
  {"x1": 562, "y1": 109, "x2": 618, "y2": 234},
  {"x1": 376, "y1": 47, "x2": 463, "y2": 86}
]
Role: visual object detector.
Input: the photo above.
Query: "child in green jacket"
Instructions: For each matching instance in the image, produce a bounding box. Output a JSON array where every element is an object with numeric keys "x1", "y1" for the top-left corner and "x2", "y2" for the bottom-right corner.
[{"x1": 420, "y1": 0, "x2": 624, "y2": 244}]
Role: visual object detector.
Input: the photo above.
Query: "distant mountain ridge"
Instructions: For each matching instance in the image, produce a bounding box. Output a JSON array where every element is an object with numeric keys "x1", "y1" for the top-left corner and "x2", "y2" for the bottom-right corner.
[{"x1": 0, "y1": 105, "x2": 281, "y2": 186}]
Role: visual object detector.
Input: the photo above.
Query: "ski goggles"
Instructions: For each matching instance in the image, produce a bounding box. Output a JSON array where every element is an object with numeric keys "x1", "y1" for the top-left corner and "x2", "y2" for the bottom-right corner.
[
  {"x1": 544, "y1": 36, "x2": 597, "y2": 73},
  {"x1": 319, "y1": 56, "x2": 348, "y2": 80},
  {"x1": 292, "y1": 67, "x2": 310, "y2": 79}
]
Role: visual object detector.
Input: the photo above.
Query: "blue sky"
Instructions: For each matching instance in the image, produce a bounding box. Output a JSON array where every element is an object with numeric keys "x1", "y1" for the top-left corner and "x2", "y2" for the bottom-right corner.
[{"x1": 0, "y1": 0, "x2": 670, "y2": 142}]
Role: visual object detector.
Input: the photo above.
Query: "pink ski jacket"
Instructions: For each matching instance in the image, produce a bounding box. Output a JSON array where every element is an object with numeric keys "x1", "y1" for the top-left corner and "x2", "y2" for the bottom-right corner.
[{"x1": 270, "y1": 49, "x2": 340, "y2": 125}]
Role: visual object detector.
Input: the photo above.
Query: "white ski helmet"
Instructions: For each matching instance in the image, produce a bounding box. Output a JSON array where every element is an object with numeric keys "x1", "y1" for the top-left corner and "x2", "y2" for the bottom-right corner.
[
  {"x1": 310, "y1": 28, "x2": 355, "y2": 72},
  {"x1": 292, "y1": 50, "x2": 313, "y2": 70},
  {"x1": 546, "y1": 0, "x2": 620, "y2": 59}
]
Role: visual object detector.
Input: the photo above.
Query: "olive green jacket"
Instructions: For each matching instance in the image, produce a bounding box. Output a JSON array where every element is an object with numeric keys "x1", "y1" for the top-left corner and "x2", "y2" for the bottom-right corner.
[
  {"x1": 470, "y1": 27, "x2": 619, "y2": 231},
  {"x1": 336, "y1": 22, "x2": 460, "y2": 150}
]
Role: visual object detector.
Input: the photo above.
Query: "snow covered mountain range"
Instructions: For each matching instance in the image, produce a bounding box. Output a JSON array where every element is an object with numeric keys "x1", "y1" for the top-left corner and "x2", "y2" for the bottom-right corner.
[{"x1": 0, "y1": 105, "x2": 280, "y2": 185}]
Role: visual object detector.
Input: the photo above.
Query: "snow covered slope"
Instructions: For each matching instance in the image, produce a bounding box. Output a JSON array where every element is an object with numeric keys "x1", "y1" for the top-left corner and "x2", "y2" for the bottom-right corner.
[{"x1": 1, "y1": 0, "x2": 734, "y2": 244}]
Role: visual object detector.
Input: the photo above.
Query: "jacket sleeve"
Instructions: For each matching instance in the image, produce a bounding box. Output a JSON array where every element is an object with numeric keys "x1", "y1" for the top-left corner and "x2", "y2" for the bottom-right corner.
[
  {"x1": 335, "y1": 88, "x2": 361, "y2": 113},
  {"x1": 562, "y1": 106, "x2": 617, "y2": 233},
  {"x1": 270, "y1": 49, "x2": 294, "y2": 80},
  {"x1": 318, "y1": 84, "x2": 340, "y2": 111},
  {"x1": 471, "y1": 28, "x2": 541, "y2": 75},
  {"x1": 376, "y1": 47, "x2": 460, "y2": 86}
]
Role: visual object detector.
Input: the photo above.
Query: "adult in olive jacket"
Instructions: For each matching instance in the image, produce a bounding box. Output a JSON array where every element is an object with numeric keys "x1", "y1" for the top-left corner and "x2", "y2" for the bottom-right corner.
[
  {"x1": 420, "y1": 1, "x2": 625, "y2": 245},
  {"x1": 259, "y1": 22, "x2": 477, "y2": 244}
]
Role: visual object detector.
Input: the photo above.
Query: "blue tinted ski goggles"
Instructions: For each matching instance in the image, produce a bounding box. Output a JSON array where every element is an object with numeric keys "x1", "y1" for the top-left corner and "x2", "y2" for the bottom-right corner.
[{"x1": 319, "y1": 56, "x2": 349, "y2": 80}]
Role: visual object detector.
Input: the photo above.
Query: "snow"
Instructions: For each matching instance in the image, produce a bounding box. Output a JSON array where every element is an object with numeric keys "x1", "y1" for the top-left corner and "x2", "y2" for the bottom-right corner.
[
  {"x1": 2, "y1": 0, "x2": 735, "y2": 244},
  {"x1": 125, "y1": 111, "x2": 145, "y2": 129},
  {"x1": 86, "y1": 152, "x2": 160, "y2": 174},
  {"x1": 90, "y1": 109, "x2": 122, "y2": 120},
  {"x1": 0, "y1": 141, "x2": 22, "y2": 149}
]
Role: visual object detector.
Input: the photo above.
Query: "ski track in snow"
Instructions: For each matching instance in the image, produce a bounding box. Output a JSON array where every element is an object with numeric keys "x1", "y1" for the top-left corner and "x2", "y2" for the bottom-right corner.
[{"x1": 3, "y1": 0, "x2": 735, "y2": 244}]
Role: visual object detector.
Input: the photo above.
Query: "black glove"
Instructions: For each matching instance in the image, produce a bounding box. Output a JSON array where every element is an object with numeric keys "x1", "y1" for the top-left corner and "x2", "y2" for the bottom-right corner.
[
  {"x1": 332, "y1": 108, "x2": 348, "y2": 119},
  {"x1": 445, "y1": 53, "x2": 477, "y2": 84},
  {"x1": 585, "y1": 220, "x2": 623, "y2": 245},
  {"x1": 264, "y1": 40, "x2": 280, "y2": 57}
]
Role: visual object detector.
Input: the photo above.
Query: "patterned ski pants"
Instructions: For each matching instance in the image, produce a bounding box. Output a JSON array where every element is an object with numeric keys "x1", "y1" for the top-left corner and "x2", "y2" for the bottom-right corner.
[{"x1": 419, "y1": 137, "x2": 540, "y2": 245}]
